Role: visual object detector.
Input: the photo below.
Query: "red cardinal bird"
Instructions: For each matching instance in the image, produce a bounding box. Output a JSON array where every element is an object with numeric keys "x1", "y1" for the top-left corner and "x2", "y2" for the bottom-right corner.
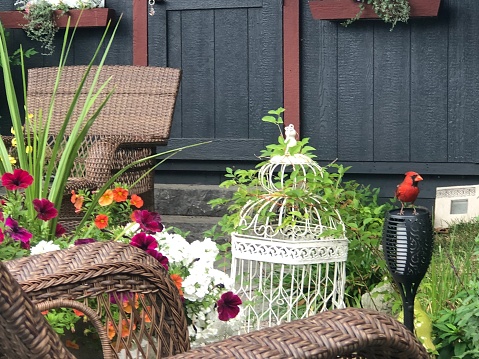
[{"x1": 395, "y1": 171, "x2": 423, "y2": 215}]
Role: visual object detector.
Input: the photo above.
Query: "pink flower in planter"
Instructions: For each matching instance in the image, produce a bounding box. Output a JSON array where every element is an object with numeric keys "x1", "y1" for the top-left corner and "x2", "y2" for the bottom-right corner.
[
  {"x1": 1, "y1": 169, "x2": 33, "y2": 191},
  {"x1": 216, "y1": 291, "x2": 242, "y2": 321},
  {"x1": 5, "y1": 217, "x2": 32, "y2": 249},
  {"x1": 145, "y1": 249, "x2": 169, "y2": 270},
  {"x1": 33, "y1": 198, "x2": 58, "y2": 221},
  {"x1": 74, "y1": 238, "x2": 97, "y2": 245},
  {"x1": 130, "y1": 232, "x2": 158, "y2": 251},
  {"x1": 55, "y1": 223, "x2": 66, "y2": 237},
  {"x1": 133, "y1": 210, "x2": 164, "y2": 233}
]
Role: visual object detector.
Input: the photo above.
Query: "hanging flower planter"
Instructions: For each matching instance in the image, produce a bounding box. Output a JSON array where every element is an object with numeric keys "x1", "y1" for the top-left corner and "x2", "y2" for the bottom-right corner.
[
  {"x1": 0, "y1": 8, "x2": 114, "y2": 29},
  {"x1": 308, "y1": 0, "x2": 441, "y2": 20}
]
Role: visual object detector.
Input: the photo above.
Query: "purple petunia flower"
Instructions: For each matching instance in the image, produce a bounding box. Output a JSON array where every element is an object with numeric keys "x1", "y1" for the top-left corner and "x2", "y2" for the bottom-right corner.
[
  {"x1": 145, "y1": 248, "x2": 169, "y2": 270},
  {"x1": 133, "y1": 210, "x2": 164, "y2": 233},
  {"x1": 5, "y1": 217, "x2": 32, "y2": 249},
  {"x1": 130, "y1": 232, "x2": 158, "y2": 251},
  {"x1": 1, "y1": 169, "x2": 33, "y2": 191},
  {"x1": 33, "y1": 198, "x2": 58, "y2": 221},
  {"x1": 217, "y1": 291, "x2": 242, "y2": 321},
  {"x1": 74, "y1": 238, "x2": 97, "y2": 245},
  {"x1": 55, "y1": 223, "x2": 67, "y2": 237},
  {"x1": 0, "y1": 228, "x2": 4, "y2": 244},
  {"x1": 109, "y1": 292, "x2": 134, "y2": 305}
]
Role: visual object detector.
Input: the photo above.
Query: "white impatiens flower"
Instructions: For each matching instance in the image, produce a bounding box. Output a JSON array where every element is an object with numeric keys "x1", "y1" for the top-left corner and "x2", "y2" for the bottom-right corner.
[{"x1": 30, "y1": 240, "x2": 61, "y2": 255}]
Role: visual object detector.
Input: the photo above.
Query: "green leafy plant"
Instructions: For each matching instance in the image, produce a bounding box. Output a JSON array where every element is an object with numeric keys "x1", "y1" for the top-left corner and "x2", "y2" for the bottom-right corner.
[
  {"x1": 208, "y1": 107, "x2": 392, "y2": 307},
  {"x1": 342, "y1": 0, "x2": 411, "y2": 30},
  {"x1": 21, "y1": 0, "x2": 66, "y2": 55},
  {"x1": 434, "y1": 280, "x2": 479, "y2": 358}
]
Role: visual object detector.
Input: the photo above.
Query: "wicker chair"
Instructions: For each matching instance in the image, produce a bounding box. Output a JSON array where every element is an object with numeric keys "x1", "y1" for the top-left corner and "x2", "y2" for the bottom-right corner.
[
  {"x1": 0, "y1": 240, "x2": 429, "y2": 359},
  {"x1": 0, "y1": 241, "x2": 189, "y2": 359},
  {"x1": 174, "y1": 307, "x2": 430, "y2": 359},
  {"x1": 26, "y1": 65, "x2": 181, "y2": 226}
]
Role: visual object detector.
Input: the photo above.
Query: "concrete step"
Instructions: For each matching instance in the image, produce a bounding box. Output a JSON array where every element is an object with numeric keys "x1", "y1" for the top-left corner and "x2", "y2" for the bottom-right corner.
[
  {"x1": 161, "y1": 215, "x2": 226, "y2": 242},
  {"x1": 154, "y1": 184, "x2": 234, "y2": 217}
]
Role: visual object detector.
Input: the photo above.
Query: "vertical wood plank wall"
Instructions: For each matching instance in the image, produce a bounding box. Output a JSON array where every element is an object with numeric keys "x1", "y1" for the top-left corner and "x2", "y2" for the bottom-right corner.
[{"x1": 1, "y1": 0, "x2": 478, "y2": 204}]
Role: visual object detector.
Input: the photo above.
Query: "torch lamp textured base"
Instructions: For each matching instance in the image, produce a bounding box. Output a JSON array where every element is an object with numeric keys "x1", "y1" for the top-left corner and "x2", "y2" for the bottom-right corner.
[
  {"x1": 382, "y1": 207, "x2": 434, "y2": 283},
  {"x1": 382, "y1": 207, "x2": 434, "y2": 332}
]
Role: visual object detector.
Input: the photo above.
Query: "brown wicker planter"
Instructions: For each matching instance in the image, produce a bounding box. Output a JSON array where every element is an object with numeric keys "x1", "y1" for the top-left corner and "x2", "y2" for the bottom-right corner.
[
  {"x1": 308, "y1": 0, "x2": 441, "y2": 20},
  {"x1": 0, "y1": 8, "x2": 114, "y2": 29}
]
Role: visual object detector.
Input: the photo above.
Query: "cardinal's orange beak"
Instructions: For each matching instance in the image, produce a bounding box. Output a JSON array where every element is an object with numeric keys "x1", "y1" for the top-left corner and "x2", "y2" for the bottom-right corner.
[{"x1": 416, "y1": 175, "x2": 423, "y2": 181}]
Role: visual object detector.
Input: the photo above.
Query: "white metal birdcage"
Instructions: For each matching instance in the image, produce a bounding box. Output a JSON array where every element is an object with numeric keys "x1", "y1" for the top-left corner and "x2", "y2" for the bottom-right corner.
[{"x1": 231, "y1": 125, "x2": 348, "y2": 332}]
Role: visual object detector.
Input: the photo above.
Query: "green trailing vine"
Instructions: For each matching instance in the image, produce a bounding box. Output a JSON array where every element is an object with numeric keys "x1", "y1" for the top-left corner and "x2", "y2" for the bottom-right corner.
[
  {"x1": 21, "y1": 1, "x2": 68, "y2": 55},
  {"x1": 342, "y1": 0, "x2": 411, "y2": 30}
]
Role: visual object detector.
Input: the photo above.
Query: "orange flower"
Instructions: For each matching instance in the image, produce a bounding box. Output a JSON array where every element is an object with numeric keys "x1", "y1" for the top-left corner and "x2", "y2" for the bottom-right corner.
[
  {"x1": 143, "y1": 306, "x2": 152, "y2": 323},
  {"x1": 65, "y1": 340, "x2": 80, "y2": 350},
  {"x1": 107, "y1": 322, "x2": 116, "y2": 340},
  {"x1": 94, "y1": 214, "x2": 109, "y2": 229},
  {"x1": 73, "y1": 309, "x2": 84, "y2": 317},
  {"x1": 170, "y1": 274, "x2": 183, "y2": 296},
  {"x1": 71, "y1": 190, "x2": 84, "y2": 213},
  {"x1": 123, "y1": 294, "x2": 139, "y2": 314},
  {"x1": 120, "y1": 319, "x2": 136, "y2": 338},
  {"x1": 112, "y1": 187, "x2": 128, "y2": 202},
  {"x1": 107, "y1": 320, "x2": 136, "y2": 340},
  {"x1": 130, "y1": 194, "x2": 144, "y2": 209},
  {"x1": 99, "y1": 189, "x2": 114, "y2": 206},
  {"x1": 41, "y1": 310, "x2": 49, "y2": 315}
]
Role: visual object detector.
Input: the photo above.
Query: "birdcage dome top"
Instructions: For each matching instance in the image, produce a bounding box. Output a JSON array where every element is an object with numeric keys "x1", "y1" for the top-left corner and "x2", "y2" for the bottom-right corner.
[{"x1": 237, "y1": 125, "x2": 345, "y2": 242}]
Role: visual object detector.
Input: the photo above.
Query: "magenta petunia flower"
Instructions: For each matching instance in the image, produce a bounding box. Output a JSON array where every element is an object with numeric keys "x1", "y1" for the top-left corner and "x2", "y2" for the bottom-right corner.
[
  {"x1": 0, "y1": 228, "x2": 4, "y2": 244},
  {"x1": 1, "y1": 169, "x2": 33, "y2": 191},
  {"x1": 55, "y1": 223, "x2": 66, "y2": 237},
  {"x1": 130, "y1": 232, "x2": 158, "y2": 251},
  {"x1": 74, "y1": 238, "x2": 97, "y2": 245},
  {"x1": 33, "y1": 198, "x2": 58, "y2": 221},
  {"x1": 109, "y1": 292, "x2": 133, "y2": 305},
  {"x1": 217, "y1": 291, "x2": 242, "y2": 321},
  {"x1": 133, "y1": 210, "x2": 164, "y2": 233},
  {"x1": 5, "y1": 217, "x2": 32, "y2": 248},
  {"x1": 146, "y1": 249, "x2": 169, "y2": 270}
]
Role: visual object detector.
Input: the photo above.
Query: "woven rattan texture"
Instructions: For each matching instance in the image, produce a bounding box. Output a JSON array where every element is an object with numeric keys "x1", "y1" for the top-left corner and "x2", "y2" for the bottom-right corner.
[
  {"x1": 28, "y1": 65, "x2": 180, "y2": 140},
  {"x1": 4, "y1": 241, "x2": 190, "y2": 358},
  {"x1": 0, "y1": 261, "x2": 75, "y2": 359},
  {"x1": 172, "y1": 307, "x2": 430, "y2": 359},
  {"x1": 25, "y1": 65, "x2": 181, "y2": 226}
]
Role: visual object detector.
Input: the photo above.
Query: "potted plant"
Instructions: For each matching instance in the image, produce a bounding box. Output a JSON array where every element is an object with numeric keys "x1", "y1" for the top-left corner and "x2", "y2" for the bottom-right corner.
[
  {"x1": 308, "y1": 0, "x2": 441, "y2": 29},
  {"x1": 0, "y1": 0, "x2": 112, "y2": 55}
]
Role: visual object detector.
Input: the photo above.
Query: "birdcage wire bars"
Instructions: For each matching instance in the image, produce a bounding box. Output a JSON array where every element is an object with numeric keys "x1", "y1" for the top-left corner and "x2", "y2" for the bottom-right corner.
[{"x1": 230, "y1": 131, "x2": 349, "y2": 333}]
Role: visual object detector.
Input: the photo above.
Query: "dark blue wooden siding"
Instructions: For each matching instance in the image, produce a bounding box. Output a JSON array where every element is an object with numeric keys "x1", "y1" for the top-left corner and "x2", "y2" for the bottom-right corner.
[
  {"x1": 148, "y1": 0, "x2": 283, "y2": 162},
  {"x1": 301, "y1": 0, "x2": 479, "y2": 166}
]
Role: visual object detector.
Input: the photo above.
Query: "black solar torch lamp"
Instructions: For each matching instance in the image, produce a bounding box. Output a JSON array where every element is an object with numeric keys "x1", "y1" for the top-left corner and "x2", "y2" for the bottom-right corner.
[{"x1": 382, "y1": 207, "x2": 434, "y2": 332}]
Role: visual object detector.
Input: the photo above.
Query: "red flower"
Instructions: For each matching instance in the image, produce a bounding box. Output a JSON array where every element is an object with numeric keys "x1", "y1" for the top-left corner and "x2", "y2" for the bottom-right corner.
[
  {"x1": 1, "y1": 169, "x2": 33, "y2": 191},
  {"x1": 94, "y1": 214, "x2": 109, "y2": 229},
  {"x1": 55, "y1": 223, "x2": 66, "y2": 237},
  {"x1": 5, "y1": 217, "x2": 32, "y2": 249},
  {"x1": 33, "y1": 198, "x2": 58, "y2": 221},
  {"x1": 130, "y1": 232, "x2": 158, "y2": 251},
  {"x1": 74, "y1": 238, "x2": 97, "y2": 245},
  {"x1": 217, "y1": 291, "x2": 242, "y2": 321},
  {"x1": 145, "y1": 249, "x2": 169, "y2": 270},
  {"x1": 133, "y1": 210, "x2": 164, "y2": 233}
]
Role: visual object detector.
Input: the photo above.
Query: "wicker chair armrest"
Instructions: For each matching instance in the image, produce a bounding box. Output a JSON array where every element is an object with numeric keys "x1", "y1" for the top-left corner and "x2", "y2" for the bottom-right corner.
[
  {"x1": 5, "y1": 241, "x2": 175, "y2": 295},
  {"x1": 5, "y1": 241, "x2": 190, "y2": 356},
  {"x1": 83, "y1": 137, "x2": 121, "y2": 186},
  {"x1": 38, "y1": 299, "x2": 113, "y2": 359},
  {"x1": 173, "y1": 307, "x2": 429, "y2": 359}
]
